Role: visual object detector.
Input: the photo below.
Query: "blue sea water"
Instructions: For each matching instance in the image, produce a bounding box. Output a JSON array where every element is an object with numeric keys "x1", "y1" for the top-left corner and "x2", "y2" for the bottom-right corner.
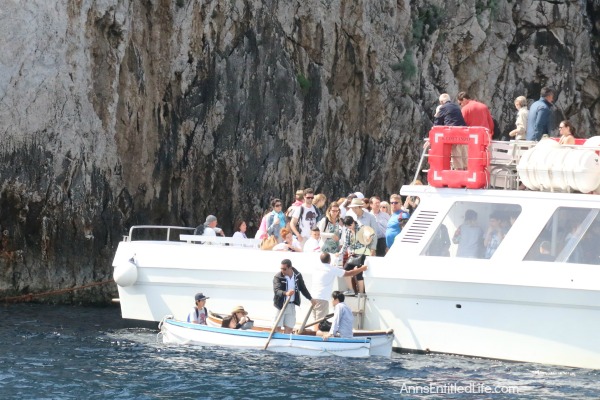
[{"x1": 0, "y1": 304, "x2": 599, "y2": 399}]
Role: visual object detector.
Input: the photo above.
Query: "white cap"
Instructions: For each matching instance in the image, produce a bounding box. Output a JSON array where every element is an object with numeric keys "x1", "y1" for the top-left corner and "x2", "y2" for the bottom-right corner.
[{"x1": 354, "y1": 192, "x2": 365, "y2": 199}]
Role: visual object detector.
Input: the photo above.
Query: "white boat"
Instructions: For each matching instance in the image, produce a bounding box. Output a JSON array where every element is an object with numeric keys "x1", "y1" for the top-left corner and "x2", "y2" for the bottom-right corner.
[
  {"x1": 159, "y1": 317, "x2": 374, "y2": 358},
  {"x1": 113, "y1": 131, "x2": 600, "y2": 369}
]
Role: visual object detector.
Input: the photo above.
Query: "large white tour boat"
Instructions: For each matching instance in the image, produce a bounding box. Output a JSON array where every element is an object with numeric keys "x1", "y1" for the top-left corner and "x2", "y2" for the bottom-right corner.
[{"x1": 113, "y1": 128, "x2": 600, "y2": 369}]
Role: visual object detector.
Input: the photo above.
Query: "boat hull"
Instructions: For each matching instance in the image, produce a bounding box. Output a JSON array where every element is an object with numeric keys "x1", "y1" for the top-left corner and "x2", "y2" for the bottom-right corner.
[
  {"x1": 114, "y1": 238, "x2": 600, "y2": 369},
  {"x1": 205, "y1": 314, "x2": 394, "y2": 357},
  {"x1": 160, "y1": 318, "x2": 372, "y2": 358}
]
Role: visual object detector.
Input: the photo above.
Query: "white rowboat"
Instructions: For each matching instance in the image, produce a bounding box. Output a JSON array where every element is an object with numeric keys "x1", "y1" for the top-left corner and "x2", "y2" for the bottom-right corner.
[{"x1": 159, "y1": 317, "x2": 379, "y2": 358}]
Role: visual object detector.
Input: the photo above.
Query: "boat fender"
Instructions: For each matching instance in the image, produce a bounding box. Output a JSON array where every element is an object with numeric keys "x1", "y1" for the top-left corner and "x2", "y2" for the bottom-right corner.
[{"x1": 114, "y1": 257, "x2": 138, "y2": 287}]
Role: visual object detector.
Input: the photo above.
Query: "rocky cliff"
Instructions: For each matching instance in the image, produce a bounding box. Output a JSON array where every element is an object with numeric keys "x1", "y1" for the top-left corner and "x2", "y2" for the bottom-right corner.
[{"x1": 0, "y1": 0, "x2": 599, "y2": 302}]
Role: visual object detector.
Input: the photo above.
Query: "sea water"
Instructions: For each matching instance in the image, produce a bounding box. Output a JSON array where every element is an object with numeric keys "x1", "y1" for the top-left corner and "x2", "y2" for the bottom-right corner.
[{"x1": 0, "y1": 304, "x2": 599, "y2": 399}]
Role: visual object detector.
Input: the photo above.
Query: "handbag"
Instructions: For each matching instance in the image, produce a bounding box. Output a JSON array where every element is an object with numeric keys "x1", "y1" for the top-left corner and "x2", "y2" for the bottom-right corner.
[
  {"x1": 260, "y1": 235, "x2": 278, "y2": 250},
  {"x1": 346, "y1": 254, "x2": 364, "y2": 267},
  {"x1": 318, "y1": 320, "x2": 332, "y2": 332}
]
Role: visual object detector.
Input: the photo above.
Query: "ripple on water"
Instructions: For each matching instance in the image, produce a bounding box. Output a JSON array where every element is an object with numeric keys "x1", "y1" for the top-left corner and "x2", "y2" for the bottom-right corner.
[{"x1": 1, "y1": 304, "x2": 600, "y2": 399}]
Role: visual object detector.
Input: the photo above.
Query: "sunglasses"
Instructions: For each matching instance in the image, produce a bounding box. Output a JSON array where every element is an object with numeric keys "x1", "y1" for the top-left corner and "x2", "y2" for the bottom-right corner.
[
  {"x1": 305, "y1": 196, "x2": 314, "y2": 199},
  {"x1": 390, "y1": 201, "x2": 399, "y2": 205}
]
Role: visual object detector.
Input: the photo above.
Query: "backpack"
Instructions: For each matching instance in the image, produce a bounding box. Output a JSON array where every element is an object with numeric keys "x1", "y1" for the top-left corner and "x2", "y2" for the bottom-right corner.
[
  {"x1": 194, "y1": 224, "x2": 205, "y2": 235},
  {"x1": 187, "y1": 306, "x2": 208, "y2": 323}
]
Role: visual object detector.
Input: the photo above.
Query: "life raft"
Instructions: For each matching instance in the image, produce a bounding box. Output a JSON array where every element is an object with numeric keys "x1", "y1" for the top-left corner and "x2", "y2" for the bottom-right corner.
[{"x1": 427, "y1": 126, "x2": 490, "y2": 189}]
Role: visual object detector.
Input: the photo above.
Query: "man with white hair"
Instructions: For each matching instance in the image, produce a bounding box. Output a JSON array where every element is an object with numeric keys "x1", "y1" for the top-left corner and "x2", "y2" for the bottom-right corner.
[
  {"x1": 434, "y1": 93, "x2": 468, "y2": 169},
  {"x1": 434, "y1": 93, "x2": 466, "y2": 127},
  {"x1": 198, "y1": 215, "x2": 224, "y2": 236}
]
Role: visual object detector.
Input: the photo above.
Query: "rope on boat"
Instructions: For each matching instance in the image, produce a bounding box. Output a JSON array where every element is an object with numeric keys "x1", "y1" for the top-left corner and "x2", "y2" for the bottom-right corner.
[{"x1": 0, "y1": 278, "x2": 115, "y2": 304}]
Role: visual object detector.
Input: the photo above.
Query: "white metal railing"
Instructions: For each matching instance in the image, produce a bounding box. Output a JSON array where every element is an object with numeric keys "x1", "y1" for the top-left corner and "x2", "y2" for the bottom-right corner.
[
  {"x1": 180, "y1": 234, "x2": 260, "y2": 248},
  {"x1": 125, "y1": 225, "x2": 196, "y2": 242}
]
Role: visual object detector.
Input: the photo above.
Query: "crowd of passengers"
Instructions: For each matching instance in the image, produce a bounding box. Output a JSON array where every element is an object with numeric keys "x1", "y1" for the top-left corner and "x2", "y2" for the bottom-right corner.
[
  {"x1": 195, "y1": 187, "x2": 418, "y2": 255},
  {"x1": 194, "y1": 187, "x2": 419, "y2": 295}
]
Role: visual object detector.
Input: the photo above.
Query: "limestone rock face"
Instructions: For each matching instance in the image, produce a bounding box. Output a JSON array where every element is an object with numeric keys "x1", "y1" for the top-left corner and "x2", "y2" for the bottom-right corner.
[{"x1": 0, "y1": 0, "x2": 598, "y2": 301}]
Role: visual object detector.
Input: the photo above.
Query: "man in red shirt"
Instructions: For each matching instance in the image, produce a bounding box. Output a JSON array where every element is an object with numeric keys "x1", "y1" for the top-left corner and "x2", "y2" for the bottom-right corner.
[{"x1": 457, "y1": 91, "x2": 494, "y2": 135}]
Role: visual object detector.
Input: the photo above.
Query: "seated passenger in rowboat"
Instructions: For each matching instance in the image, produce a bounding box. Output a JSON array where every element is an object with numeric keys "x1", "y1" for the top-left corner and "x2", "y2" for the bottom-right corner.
[
  {"x1": 317, "y1": 291, "x2": 354, "y2": 340},
  {"x1": 221, "y1": 305, "x2": 253, "y2": 330},
  {"x1": 187, "y1": 292, "x2": 210, "y2": 325}
]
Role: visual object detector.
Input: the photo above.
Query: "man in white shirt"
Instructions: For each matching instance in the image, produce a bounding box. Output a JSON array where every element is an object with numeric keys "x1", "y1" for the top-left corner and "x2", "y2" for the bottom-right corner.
[
  {"x1": 311, "y1": 253, "x2": 367, "y2": 323},
  {"x1": 290, "y1": 187, "x2": 319, "y2": 244},
  {"x1": 369, "y1": 196, "x2": 390, "y2": 256},
  {"x1": 273, "y1": 259, "x2": 317, "y2": 334},
  {"x1": 201, "y1": 215, "x2": 224, "y2": 236}
]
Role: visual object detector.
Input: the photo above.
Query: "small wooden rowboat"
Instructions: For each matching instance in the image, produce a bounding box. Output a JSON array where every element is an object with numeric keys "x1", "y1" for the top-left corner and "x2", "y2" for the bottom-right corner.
[
  {"x1": 205, "y1": 312, "x2": 394, "y2": 357},
  {"x1": 160, "y1": 316, "x2": 393, "y2": 358}
]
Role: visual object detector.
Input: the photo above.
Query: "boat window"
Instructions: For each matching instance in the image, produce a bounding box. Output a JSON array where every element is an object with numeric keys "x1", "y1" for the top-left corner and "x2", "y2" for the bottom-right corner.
[
  {"x1": 421, "y1": 201, "x2": 522, "y2": 259},
  {"x1": 524, "y1": 207, "x2": 600, "y2": 265}
]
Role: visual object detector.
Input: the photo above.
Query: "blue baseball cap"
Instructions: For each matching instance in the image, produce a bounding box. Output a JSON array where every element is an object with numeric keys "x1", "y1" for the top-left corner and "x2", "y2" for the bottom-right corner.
[{"x1": 195, "y1": 293, "x2": 209, "y2": 301}]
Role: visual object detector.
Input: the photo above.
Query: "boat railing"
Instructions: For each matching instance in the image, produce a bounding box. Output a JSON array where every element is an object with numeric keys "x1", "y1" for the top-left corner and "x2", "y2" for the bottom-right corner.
[
  {"x1": 488, "y1": 140, "x2": 536, "y2": 190},
  {"x1": 417, "y1": 136, "x2": 600, "y2": 192},
  {"x1": 180, "y1": 234, "x2": 261, "y2": 247},
  {"x1": 346, "y1": 293, "x2": 368, "y2": 330},
  {"x1": 124, "y1": 225, "x2": 196, "y2": 242}
]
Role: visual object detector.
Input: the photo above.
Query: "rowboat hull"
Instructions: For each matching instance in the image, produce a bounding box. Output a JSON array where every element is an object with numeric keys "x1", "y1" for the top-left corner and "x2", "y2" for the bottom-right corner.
[
  {"x1": 205, "y1": 313, "x2": 394, "y2": 357},
  {"x1": 160, "y1": 318, "x2": 374, "y2": 358}
]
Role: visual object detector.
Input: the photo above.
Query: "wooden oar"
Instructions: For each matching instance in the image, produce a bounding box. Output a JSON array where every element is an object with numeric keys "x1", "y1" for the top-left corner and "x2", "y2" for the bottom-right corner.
[
  {"x1": 297, "y1": 303, "x2": 315, "y2": 334},
  {"x1": 264, "y1": 296, "x2": 291, "y2": 350},
  {"x1": 303, "y1": 313, "x2": 334, "y2": 329}
]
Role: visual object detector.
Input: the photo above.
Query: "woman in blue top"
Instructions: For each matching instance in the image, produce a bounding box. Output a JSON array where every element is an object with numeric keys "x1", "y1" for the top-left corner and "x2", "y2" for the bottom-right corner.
[{"x1": 267, "y1": 198, "x2": 287, "y2": 242}]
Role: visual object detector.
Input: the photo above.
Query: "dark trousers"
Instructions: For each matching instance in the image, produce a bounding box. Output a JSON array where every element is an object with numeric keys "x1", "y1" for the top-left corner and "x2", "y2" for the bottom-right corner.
[{"x1": 376, "y1": 237, "x2": 387, "y2": 257}]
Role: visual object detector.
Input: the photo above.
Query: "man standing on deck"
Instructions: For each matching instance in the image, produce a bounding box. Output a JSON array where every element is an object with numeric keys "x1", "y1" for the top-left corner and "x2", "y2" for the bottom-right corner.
[
  {"x1": 346, "y1": 198, "x2": 377, "y2": 256},
  {"x1": 386, "y1": 194, "x2": 410, "y2": 249},
  {"x1": 290, "y1": 187, "x2": 320, "y2": 245},
  {"x1": 434, "y1": 93, "x2": 468, "y2": 169},
  {"x1": 273, "y1": 259, "x2": 317, "y2": 334},
  {"x1": 526, "y1": 87, "x2": 555, "y2": 141},
  {"x1": 457, "y1": 91, "x2": 494, "y2": 134},
  {"x1": 369, "y1": 196, "x2": 390, "y2": 256}
]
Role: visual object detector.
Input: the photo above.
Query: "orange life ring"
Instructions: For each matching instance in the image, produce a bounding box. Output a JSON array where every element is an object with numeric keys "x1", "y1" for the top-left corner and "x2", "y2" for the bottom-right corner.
[{"x1": 427, "y1": 126, "x2": 490, "y2": 189}]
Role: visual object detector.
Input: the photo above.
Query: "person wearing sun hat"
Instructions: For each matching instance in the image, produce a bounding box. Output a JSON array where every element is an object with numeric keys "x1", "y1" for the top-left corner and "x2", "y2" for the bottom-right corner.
[
  {"x1": 345, "y1": 198, "x2": 377, "y2": 256},
  {"x1": 221, "y1": 305, "x2": 253, "y2": 329},
  {"x1": 187, "y1": 292, "x2": 210, "y2": 324}
]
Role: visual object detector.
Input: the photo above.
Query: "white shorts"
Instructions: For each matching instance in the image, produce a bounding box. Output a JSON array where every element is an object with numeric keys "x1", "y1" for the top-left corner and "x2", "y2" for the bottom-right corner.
[{"x1": 276, "y1": 305, "x2": 296, "y2": 329}]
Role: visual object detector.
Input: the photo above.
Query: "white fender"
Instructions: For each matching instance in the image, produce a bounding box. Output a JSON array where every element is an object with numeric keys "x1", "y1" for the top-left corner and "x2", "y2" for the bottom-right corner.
[{"x1": 114, "y1": 257, "x2": 138, "y2": 287}]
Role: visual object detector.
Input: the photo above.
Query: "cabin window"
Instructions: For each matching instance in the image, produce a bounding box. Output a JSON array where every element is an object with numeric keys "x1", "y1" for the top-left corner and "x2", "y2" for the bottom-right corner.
[
  {"x1": 421, "y1": 201, "x2": 522, "y2": 259},
  {"x1": 524, "y1": 207, "x2": 600, "y2": 265}
]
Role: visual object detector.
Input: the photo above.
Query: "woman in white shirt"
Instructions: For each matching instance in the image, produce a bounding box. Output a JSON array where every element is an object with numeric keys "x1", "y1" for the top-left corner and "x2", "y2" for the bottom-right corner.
[
  {"x1": 232, "y1": 220, "x2": 248, "y2": 240},
  {"x1": 509, "y1": 96, "x2": 528, "y2": 140}
]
